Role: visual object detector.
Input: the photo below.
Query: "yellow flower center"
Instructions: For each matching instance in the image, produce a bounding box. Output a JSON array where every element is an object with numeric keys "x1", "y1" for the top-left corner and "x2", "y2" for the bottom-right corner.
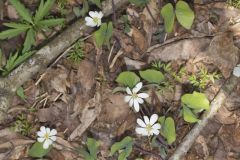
[
  {"x1": 132, "y1": 93, "x2": 138, "y2": 99},
  {"x1": 93, "y1": 17, "x2": 99, "y2": 24},
  {"x1": 146, "y1": 124, "x2": 152, "y2": 133},
  {"x1": 44, "y1": 133, "x2": 49, "y2": 139}
]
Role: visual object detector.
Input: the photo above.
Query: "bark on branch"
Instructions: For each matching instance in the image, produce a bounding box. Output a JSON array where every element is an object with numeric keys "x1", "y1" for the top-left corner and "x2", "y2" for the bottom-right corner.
[{"x1": 0, "y1": 0, "x2": 128, "y2": 124}]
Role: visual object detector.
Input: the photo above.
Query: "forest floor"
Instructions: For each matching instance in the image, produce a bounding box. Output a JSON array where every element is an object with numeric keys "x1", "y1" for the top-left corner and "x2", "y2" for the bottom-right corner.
[{"x1": 0, "y1": 0, "x2": 240, "y2": 160}]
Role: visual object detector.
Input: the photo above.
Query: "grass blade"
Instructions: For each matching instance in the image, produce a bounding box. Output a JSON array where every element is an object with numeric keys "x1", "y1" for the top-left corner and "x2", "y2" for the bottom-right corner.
[
  {"x1": 0, "y1": 28, "x2": 27, "y2": 39},
  {"x1": 3, "y1": 22, "x2": 31, "y2": 29},
  {"x1": 23, "y1": 28, "x2": 36, "y2": 52},
  {"x1": 38, "y1": 18, "x2": 65, "y2": 28},
  {"x1": 9, "y1": 0, "x2": 33, "y2": 23},
  {"x1": 34, "y1": 0, "x2": 55, "y2": 23}
]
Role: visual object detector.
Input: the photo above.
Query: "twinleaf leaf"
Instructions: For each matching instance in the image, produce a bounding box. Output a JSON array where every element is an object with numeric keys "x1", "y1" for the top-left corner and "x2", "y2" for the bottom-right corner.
[
  {"x1": 34, "y1": 0, "x2": 55, "y2": 23},
  {"x1": 175, "y1": 1, "x2": 194, "y2": 29},
  {"x1": 181, "y1": 91, "x2": 209, "y2": 110},
  {"x1": 129, "y1": 0, "x2": 149, "y2": 7},
  {"x1": 9, "y1": 0, "x2": 33, "y2": 23},
  {"x1": 118, "y1": 144, "x2": 132, "y2": 160},
  {"x1": 28, "y1": 142, "x2": 52, "y2": 158},
  {"x1": 183, "y1": 106, "x2": 199, "y2": 123},
  {"x1": 116, "y1": 71, "x2": 140, "y2": 88},
  {"x1": 159, "y1": 116, "x2": 176, "y2": 144},
  {"x1": 110, "y1": 136, "x2": 134, "y2": 156},
  {"x1": 161, "y1": 3, "x2": 175, "y2": 33},
  {"x1": 89, "y1": 0, "x2": 101, "y2": 8},
  {"x1": 86, "y1": 138, "x2": 100, "y2": 159},
  {"x1": 139, "y1": 69, "x2": 165, "y2": 84},
  {"x1": 94, "y1": 22, "x2": 113, "y2": 48}
]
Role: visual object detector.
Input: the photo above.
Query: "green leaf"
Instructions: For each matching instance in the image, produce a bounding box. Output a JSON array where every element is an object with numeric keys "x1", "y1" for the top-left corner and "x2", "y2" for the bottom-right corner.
[
  {"x1": 3, "y1": 22, "x2": 31, "y2": 29},
  {"x1": 16, "y1": 86, "x2": 27, "y2": 100},
  {"x1": 104, "y1": 22, "x2": 113, "y2": 48},
  {"x1": 181, "y1": 91, "x2": 209, "y2": 110},
  {"x1": 28, "y1": 142, "x2": 52, "y2": 158},
  {"x1": 139, "y1": 69, "x2": 165, "y2": 84},
  {"x1": 86, "y1": 138, "x2": 100, "y2": 159},
  {"x1": 183, "y1": 106, "x2": 199, "y2": 123},
  {"x1": 175, "y1": 1, "x2": 194, "y2": 29},
  {"x1": 2, "y1": 51, "x2": 33, "y2": 76},
  {"x1": 9, "y1": 0, "x2": 33, "y2": 23},
  {"x1": 118, "y1": 144, "x2": 132, "y2": 160},
  {"x1": 116, "y1": 71, "x2": 140, "y2": 88},
  {"x1": 79, "y1": 149, "x2": 94, "y2": 160},
  {"x1": 0, "y1": 28, "x2": 27, "y2": 40},
  {"x1": 110, "y1": 136, "x2": 134, "y2": 156},
  {"x1": 159, "y1": 116, "x2": 176, "y2": 144},
  {"x1": 93, "y1": 22, "x2": 113, "y2": 48},
  {"x1": 129, "y1": 0, "x2": 149, "y2": 7},
  {"x1": 38, "y1": 18, "x2": 65, "y2": 28},
  {"x1": 89, "y1": 0, "x2": 101, "y2": 8},
  {"x1": 34, "y1": 0, "x2": 55, "y2": 23},
  {"x1": 161, "y1": 3, "x2": 175, "y2": 33},
  {"x1": 73, "y1": 0, "x2": 89, "y2": 17},
  {"x1": 23, "y1": 28, "x2": 35, "y2": 52}
]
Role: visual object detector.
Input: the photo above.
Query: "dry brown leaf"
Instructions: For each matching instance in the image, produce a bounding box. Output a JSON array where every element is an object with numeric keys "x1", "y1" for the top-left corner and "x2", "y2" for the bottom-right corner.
[
  {"x1": 141, "y1": 0, "x2": 160, "y2": 45},
  {"x1": 148, "y1": 37, "x2": 211, "y2": 62},
  {"x1": 207, "y1": 32, "x2": 239, "y2": 78},
  {"x1": 215, "y1": 106, "x2": 236, "y2": 125},
  {"x1": 124, "y1": 57, "x2": 146, "y2": 70},
  {"x1": 7, "y1": 5, "x2": 19, "y2": 19},
  {"x1": 69, "y1": 93, "x2": 101, "y2": 140},
  {"x1": 129, "y1": 26, "x2": 148, "y2": 52},
  {"x1": 77, "y1": 60, "x2": 97, "y2": 91}
]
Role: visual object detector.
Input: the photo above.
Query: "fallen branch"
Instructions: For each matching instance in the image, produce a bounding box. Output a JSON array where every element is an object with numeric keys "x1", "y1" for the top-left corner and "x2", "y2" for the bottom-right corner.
[
  {"x1": 169, "y1": 76, "x2": 239, "y2": 160},
  {"x1": 0, "y1": 0, "x2": 129, "y2": 124}
]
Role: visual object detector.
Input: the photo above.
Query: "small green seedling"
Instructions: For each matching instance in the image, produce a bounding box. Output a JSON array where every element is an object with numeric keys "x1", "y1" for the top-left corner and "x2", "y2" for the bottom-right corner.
[
  {"x1": 68, "y1": 39, "x2": 85, "y2": 62},
  {"x1": 0, "y1": 0, "x2": 65, "y2": 52},
  {"x1": 161, "y1": 1, "x2": 195, "y2": 33},
  {"x1": 79, "y1": 138, "x2": 100, "y2": 160},
  {"x1": 110, "y1": 136, "x2": 134, "y2": 160},
  {"x1": 12, "y1": 114, "x2": 32, "y2": 136},
  {"x1": 16, "y1": 86, "x2": 27, "y2": 101},
  {"x1": 94, "y1": 22, "x2": 113, "y2": 48}
]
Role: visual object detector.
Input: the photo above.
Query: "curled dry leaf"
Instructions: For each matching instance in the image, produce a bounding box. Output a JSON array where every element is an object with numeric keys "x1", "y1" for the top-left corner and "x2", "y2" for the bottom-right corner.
[{"x1": 128, "y1": 26, "x2": 148, "y2": 52}]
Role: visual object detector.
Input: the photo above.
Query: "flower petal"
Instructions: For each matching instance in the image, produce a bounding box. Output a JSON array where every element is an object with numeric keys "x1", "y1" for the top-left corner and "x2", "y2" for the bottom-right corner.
[
  {"x1": 233, "y1": 65, "x2": 240, "y2": 77},
  {"x1": 152, "y1": 129, "x2": 160, "y2": 135},
  {"x1": 133, "y1": 100, "x2": 140, "y2": 112},
  {"x1": 43, "y1": 139, "x2": 52, "y2": 149},
  {"x1": 137, "y1": 118, "x2": 146, "y2": 127},
  {"x1": 46, "y1": 128, "x2": 51, "y2": 134},
  {"x1": 138, "y1": 93, "x2": 149, "y2": 99},
  {"x1": 143, "y1": 116, "x2": 150, "y2": 124},
  {"x1": 135, "y1": 127, "x2": 148, "y2": 136},
  {"x1": 37, "y1": 137, "x2": 45, "y2": 143},
  {"x1": 40, "y1": 126, "x2": 46, "y2": 134},
  {"x1": 129, "y1": 98, "x2": 134, "y2": 107},
  {"x1": 97, "y1": 11, "x2": 103, "y2": 18},
  {"x1": 126, "y1": 87, "x2": 132, "y2": 95},
  {"x1": 132, "y1": 82, "x2": 142, "y2": 93},
  {"x1": 124, "y1": 96, "x2": 132, "y2": 103},
  {"x1": 89, "y1": 11, "x2": 98, "y2": 18},
  {"x1": 50, "y1": 129, "x2": 57, "y2": 136},
  {"x1": 150, "y1": 114, "x2": 158, "y2": 125},
  {"x1": 37, "y1": 131, "x2": 45, "y2": 137},
  {"x1": 136, "y1": 97, "x2": 144, "y2": 104},
  {"x1": 85, "y1": 17, "x2": 96, "y2": 27},
  {"x1": 50, "y1": 136, "x2": 57, "y2": 141},
  {"x1": 152, "y1": 123, "x2": 161, "y2": 130}
]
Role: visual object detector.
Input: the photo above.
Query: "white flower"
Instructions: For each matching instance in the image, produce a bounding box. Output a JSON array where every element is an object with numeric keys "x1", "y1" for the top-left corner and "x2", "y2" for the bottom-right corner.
[
  {"x1": 124, "y1": 82, "x2": 149, "y2": 112},
  {"x1": 85, "y1": 11, "x2": 103, "y2": 27},
  {"x1": 37, "y1": 126, "x2": 57, "y2": 149},
  {"x1": 233, "y1": 64, "x2": 240, "y2": 77},
  {"x1": 136, "y1": 114, "x2": 161, "y2": 136}
]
